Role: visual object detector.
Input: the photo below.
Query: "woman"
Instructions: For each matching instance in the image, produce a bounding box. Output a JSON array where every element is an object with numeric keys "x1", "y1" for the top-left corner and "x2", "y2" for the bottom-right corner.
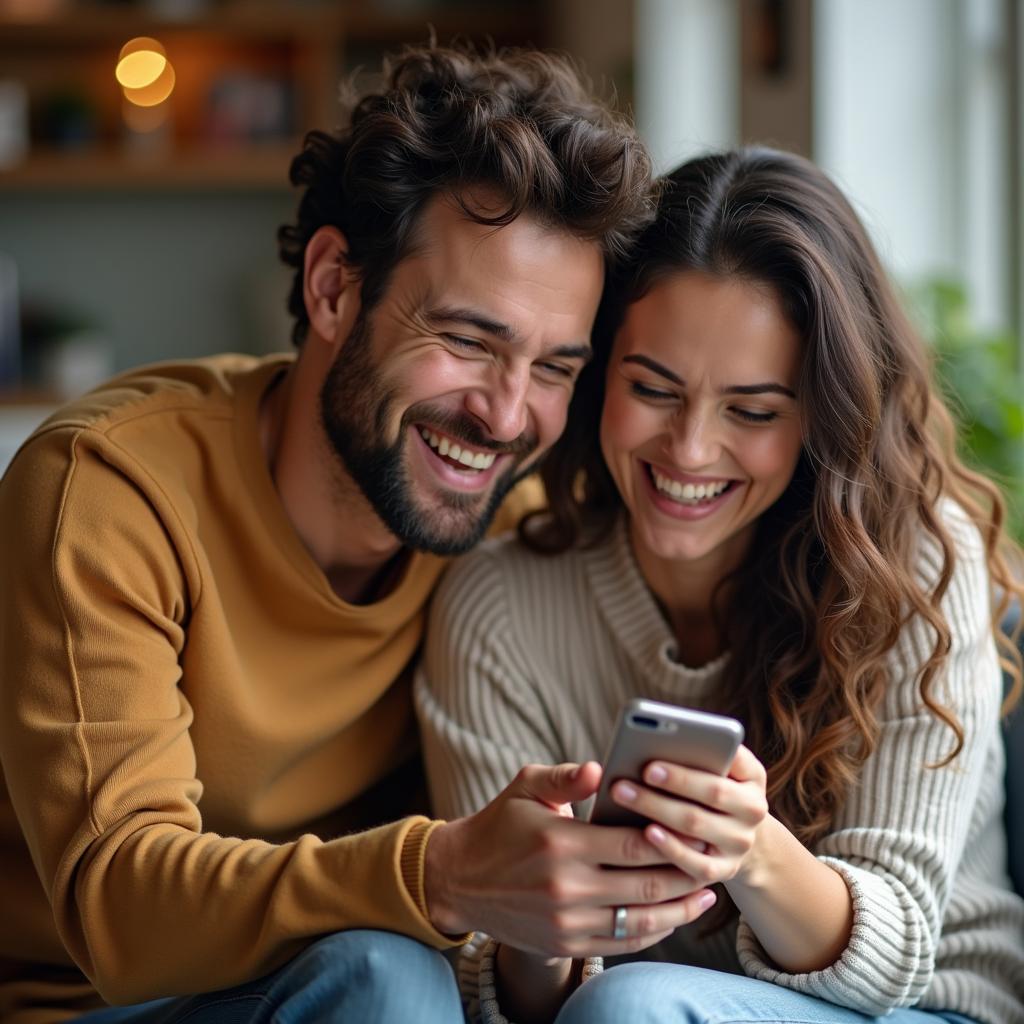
[{"x1": 415, "y1": 148, "x2": 1024, "y2": 1024}]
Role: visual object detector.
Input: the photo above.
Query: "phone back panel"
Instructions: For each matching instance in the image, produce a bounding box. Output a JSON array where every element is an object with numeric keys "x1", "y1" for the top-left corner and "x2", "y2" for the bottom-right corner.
[{"x1": 589, "y1": 699, "x2": 744, "y2": 827}]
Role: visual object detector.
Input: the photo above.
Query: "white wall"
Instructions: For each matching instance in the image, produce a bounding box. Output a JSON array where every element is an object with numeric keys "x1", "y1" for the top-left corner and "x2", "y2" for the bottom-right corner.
[
  {"x1": 634, "y1": 0, "x2": 740, "y2": 173},
  {"x1": 814, "y1": 0, "x2": 960, "y2": 279},
  {"x1": 961, "y1": 0, "x2": 1013, "y2": 333},
  {"x1": 634, "y1": 0, "x2": 1016, "y2": 334},
  {"x1": 814, "y1": 0, "x2": 1014, "y2": 331}
]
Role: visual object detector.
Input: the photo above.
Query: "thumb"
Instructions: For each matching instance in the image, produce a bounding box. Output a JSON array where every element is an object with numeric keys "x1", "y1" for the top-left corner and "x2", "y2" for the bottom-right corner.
[{"x1": 513, "y1": 761, "x2": 602, "y2": 809}]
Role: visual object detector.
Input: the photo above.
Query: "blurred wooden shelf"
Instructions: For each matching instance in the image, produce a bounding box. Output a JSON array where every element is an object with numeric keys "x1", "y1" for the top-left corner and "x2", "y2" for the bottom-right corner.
[
  {"x1": 0, "y1": 1, "x2": 546, "y2": 192},
  {"x1": 0, "y1": 144, "x2": 298, "y2": 190},
  {"x1": 0, "y1": 2, "x2": 539, "y2": 44},
  {"x1": 0, "y1": 2, "x2": 345, "y2": 40}
]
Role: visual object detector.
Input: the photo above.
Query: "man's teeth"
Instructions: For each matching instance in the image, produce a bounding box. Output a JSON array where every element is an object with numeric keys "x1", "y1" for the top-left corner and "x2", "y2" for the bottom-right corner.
[
  {"x1": 420, "y1": 428, "x2": 496, "y2": 471},
  {"x1": 652, "y1": 470, "x2": 730, "y2": 504}
]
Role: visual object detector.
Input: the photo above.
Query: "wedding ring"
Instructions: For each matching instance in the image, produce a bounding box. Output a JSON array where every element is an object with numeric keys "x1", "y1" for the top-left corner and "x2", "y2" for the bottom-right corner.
[{"x1": 612, "y1": 905, "x2": 628, "y2": 939}]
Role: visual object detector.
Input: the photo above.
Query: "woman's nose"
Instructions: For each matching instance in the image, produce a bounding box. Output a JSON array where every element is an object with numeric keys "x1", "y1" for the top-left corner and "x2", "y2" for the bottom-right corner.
[{"x1": 665, "y1": 407, "x2": 722, "y2": 468}]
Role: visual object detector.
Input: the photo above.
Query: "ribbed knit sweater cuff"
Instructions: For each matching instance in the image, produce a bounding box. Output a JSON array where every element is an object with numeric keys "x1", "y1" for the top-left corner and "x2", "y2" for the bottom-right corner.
[{"x1": 399, "y1": 818, "x2": 472, "y2": 945}]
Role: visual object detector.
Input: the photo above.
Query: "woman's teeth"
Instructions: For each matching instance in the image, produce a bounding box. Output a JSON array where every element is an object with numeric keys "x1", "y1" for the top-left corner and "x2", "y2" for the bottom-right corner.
[
  {"x1": 420, "y1": 428, "x2": 496, "y2": 471},
  {"x1": 652, "y1": 469, "x2": 730, "y2": 505}
]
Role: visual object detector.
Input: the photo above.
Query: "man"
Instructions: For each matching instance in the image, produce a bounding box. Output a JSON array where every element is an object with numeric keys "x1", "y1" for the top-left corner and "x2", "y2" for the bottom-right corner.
[{"x1": 0, "y1": 45, "x2": 708, "y2": 1023}]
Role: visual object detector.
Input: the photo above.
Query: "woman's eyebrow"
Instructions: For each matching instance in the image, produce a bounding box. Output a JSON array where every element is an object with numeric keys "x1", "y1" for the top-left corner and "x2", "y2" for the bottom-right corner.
[
  {"x1": 621, "y1": 354, "x2": 796, "y2": 398},
  {"x1": 622, "y1": 353, "x2": 682, "y2": 384},
  {"x1": 725, "y1": 382, "x2": 797, "y2": 399}
]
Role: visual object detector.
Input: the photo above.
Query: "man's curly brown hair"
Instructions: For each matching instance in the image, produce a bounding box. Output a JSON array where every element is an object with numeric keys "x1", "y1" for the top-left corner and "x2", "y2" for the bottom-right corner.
[{"x1": 277, "y1": 43, "x2": 655, "y2": 345}]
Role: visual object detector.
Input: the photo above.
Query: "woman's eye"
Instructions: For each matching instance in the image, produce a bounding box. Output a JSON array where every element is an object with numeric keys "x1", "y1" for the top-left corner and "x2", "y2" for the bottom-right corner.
[
  {"x1": 732, "y1": 408, "x2": 778, "y2": 424},
  {"x1": 629, "y1": 381, "x2": 674, "y2": 400}
]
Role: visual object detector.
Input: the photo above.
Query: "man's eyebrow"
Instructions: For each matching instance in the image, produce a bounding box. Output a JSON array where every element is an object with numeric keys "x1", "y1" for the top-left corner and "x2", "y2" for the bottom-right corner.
[
  {"x1": 427, "y1": 305, "x2": 592, "y2": 362},
  {"x1": 622, "y1": 354, "x2": 796, "y2": 398},
  {"x1": 551, "y1": 344, "x2": 593, "y2": 364},
  {"x1": 425, "y1": 305, "x2": 518, "y2": 343}
]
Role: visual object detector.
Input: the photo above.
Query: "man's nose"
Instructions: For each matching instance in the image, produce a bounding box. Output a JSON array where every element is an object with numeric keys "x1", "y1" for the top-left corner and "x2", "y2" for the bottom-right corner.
[{"x1": 463, "y1": 366, "x2": 530, "y2": 443}]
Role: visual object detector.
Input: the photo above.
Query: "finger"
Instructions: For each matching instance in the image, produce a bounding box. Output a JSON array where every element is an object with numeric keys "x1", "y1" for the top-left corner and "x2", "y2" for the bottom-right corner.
[
  {"x1": 727, "y1": 744, "x2": 767, "y2": 783},
  {"x1": 636, "y1": 767, "x2": 764, "y2": 829},
  {"x1": 612, "y1": 780, "x2": 722, "y2": 840},
  {"x1": 513, "y1": 762, "x2": 602, "y2": 809},
  {"x1": 644, "y1": 823, "x2": 720, "y2": 883},
  {"x1": 582, "y1": 820, "x2": 682, "y2": 867},
  {"x1": 678, "y1": 835, "x2": 709, "y2": 854},
  {"x1": 567, "y1": 889, "x2": 718, "y2": 958},
  {"x1": 589, "y1": 864, "x2": 704, "y2": 906},
  {"x1": 640, "y1": 762, "x2": 734, "y2": 811}
]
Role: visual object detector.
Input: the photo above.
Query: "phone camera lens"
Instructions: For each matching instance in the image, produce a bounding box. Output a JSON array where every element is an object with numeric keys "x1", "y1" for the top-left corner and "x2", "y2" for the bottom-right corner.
[{"x1": 629, "y1": 714, "x2": 659, "y2": 729}]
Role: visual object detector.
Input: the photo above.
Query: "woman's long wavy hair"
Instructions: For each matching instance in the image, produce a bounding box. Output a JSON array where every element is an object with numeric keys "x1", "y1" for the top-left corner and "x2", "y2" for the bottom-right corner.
[{"x1": 525, "y1": 147, "x2": 1023, "y2": 858}]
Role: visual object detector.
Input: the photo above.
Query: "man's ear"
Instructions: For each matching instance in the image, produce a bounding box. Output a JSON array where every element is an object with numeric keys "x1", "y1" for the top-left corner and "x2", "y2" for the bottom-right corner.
[{"x1": 303, "y1": 226, "x2": 362, "y2": 349}]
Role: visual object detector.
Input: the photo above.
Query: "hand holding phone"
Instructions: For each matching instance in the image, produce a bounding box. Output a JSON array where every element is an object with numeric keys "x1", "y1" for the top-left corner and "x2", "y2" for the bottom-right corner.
[{"x1": 589, "y1": 699, "x2": 744, "y2": 827}]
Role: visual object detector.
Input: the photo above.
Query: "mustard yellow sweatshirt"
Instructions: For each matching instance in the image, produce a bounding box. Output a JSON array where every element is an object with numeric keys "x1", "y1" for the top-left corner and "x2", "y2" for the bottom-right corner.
[{"x1": 0, "y1": 354, "x2": 531, "y2": 1022}]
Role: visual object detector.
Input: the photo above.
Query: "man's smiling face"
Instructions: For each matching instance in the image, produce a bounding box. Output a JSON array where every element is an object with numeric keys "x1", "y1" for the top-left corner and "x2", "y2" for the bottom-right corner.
[{"x1": 321, "y1": 193, "x2": 605, "y2": 555}]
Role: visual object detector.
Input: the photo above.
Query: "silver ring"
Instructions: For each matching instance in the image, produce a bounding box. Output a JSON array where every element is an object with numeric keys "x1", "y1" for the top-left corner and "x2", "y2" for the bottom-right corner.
[{"x1": 612, "y1": 905, "x2": 628, "y2": 939}]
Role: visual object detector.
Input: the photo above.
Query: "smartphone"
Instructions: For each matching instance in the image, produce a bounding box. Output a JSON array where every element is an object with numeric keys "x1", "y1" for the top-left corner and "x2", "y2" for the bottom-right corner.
[{"x1": 588, "y1": 699, "x2": 744, "y2": 827}]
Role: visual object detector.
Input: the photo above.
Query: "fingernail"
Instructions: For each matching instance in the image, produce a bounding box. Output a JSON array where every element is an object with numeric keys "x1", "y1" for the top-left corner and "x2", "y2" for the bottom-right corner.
[
  {"x1": 646, "y1": 764, "x2": 667, "y2": 784},
  {"x1": 647, "y1": 825, "x2": 667, "y2": 844},
  {"x1": 698, "y1": 890, "x2": 717, "y2": 910},
  {"x1": 569, "y1": 764, "x2": 581, "y2": 780},
  {"x1": 616, "y1": 781, "x2": 638, "y2": 802}
]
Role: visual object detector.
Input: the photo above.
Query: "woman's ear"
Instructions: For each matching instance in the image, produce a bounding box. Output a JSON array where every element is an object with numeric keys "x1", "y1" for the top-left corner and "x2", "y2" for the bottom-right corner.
[{"x1": 302, "y1": 226, "x2": 362, "y2": 349}]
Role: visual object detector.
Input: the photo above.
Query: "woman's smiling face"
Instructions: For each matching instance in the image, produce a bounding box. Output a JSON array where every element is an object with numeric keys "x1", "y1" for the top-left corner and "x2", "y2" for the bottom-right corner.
[{"x1": 600, "y1": 270, "x2": 804, "y2": 574}]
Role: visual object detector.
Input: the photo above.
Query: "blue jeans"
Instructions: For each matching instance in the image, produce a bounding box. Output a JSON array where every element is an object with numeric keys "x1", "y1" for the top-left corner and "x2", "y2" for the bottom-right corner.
[
  {"x1": 75, "y1": 930, "x2": 462, "y2": 1024},
  {"x1": 554, "y1": 963, "x2": 980, "y2": 1024}
]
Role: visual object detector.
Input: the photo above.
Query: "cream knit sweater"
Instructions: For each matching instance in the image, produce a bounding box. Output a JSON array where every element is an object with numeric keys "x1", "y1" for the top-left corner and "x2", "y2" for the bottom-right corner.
[{"x1": 416, "y1": 509, "x2": 1024, "y2": 1024}]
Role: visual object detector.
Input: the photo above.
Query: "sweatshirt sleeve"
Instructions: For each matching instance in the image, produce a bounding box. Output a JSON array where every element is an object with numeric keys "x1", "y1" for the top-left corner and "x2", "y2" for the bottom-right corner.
[
  {"x1": 0, "y1": 428, "x2": 455, "y2": 1007},
  {"x1": 415, "y1": 546, "x2": 602, "y2": 1024},
  {"x1": 735, "y1": 510, "x2": 1005, "y2": 1014}
]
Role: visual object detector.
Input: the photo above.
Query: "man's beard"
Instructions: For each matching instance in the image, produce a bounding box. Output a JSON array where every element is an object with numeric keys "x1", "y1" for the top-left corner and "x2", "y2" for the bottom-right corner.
[{"x1": 319, "y1": 312, "x2": 537, "y2": 555}]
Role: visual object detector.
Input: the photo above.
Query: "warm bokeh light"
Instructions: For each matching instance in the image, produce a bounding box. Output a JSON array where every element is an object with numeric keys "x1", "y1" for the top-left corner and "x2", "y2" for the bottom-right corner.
[
  {"x1": 116, "y1": 50, "x2": 167, "y2": 90},
  {"x1": 117, "y1": 37, "x2": 166, "y2": 61},
  {"x1": 116, "y1": 37, "x2": 175, "y2": 107},
  {"x1": 121, "y1": 97, "x2": 170, "y2": 134},
  {"x1": 116, "y1": 38, "x2": 166, "y2": 85},
  {"x1": 122, "y1": 61, "x2": 176, "y2": 107}
]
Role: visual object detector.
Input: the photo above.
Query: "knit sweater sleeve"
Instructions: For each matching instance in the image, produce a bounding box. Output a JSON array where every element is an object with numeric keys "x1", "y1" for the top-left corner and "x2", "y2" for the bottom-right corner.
[
  {"x1": 415, "y1": 544, "x2": 602, "y2": 1023},
  {"x1": 735, "y1": 508, "x2": 1004, "y2": 1014},
  {"x1": 0, "y1": 430, "x2": 453, "y2": 1007}
]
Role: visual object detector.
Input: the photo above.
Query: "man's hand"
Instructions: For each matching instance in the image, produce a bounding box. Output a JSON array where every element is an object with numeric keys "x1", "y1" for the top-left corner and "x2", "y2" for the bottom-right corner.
[{"x1": 423, "y1": 762, "x2": 718, "y2": 958}]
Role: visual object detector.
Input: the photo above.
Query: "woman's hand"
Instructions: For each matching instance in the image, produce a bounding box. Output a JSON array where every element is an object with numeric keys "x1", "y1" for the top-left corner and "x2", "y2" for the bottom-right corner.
[
  {"x1": 609, "y1": 744, "x2": 770, "y2": 888},
  {"x1": 427, "y1": 761, "x2": 719, "y2": 956}
]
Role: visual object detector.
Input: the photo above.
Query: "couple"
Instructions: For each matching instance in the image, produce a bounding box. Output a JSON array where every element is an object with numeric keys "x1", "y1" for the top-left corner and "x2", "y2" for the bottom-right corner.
[{"x1": 0, "y1": 43, "x2": 1021, "y2": 1024}]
